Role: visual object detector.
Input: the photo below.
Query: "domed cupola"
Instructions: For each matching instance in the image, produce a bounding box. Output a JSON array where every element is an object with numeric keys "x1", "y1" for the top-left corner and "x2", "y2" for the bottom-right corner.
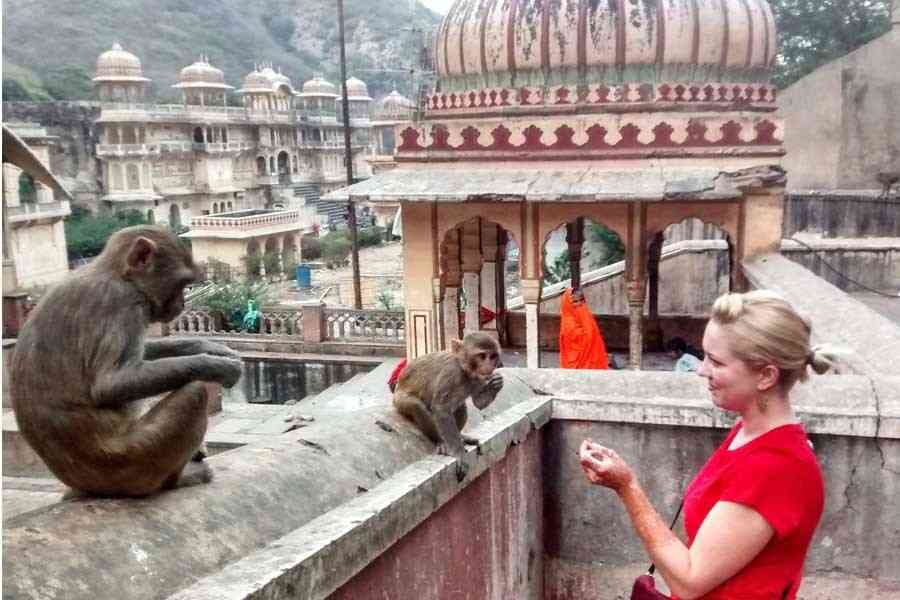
[
  {"x1": 435, "y1": 0, "x2": 776, "y2": 89},
  {"x1": 175, "y1": 56, "x2": 230, "y2": 88},
  {"x1": 301, "y1": 74, "x2": 339, "y2": 97},
  {"x1": 344, "y1": 76, "x2": 372, "y2": 100},
  {"x1": 377, "y1": 89, "x2": 416, "y2": 120},
  {"x1": 93, "y1": 42, "x2": 151, "y2": 101},
  {"x1": 94, "y1": 42, "x2": 150, "y2": 82}
]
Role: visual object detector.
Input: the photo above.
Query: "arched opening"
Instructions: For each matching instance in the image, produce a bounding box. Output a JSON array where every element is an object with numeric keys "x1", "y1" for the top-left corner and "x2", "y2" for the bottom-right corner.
[
  {"x1": 169, "y1": 204, "x2": 182, "y2": 230},
  {"x1": 439, "y1": 218, "x2": 520, "y2": 353},
  {"x1": 146, "y1": 209, "x2": 155, "y2": 224},
  {"x1": 126, "y1": 164, "x2": 141, "y2": 190},
  {"x1": 277, "y1": 151, "x2": 290, "y2": 177},
  {"x1": 263, "y1": 237, "x2": 281, "y2": 278},
  {"x1": 269, "y1": 157, "x2": 275, "y2": 174},
  {"x1": 212, "y1": 202, "x2": 219, "y2": 214},
  {"x1": 245, "y1": 240, "x2": 262, "y2": 280},
  {"x1": 644, "y1": 217, "x2": 733, "y2": 363},
  {"x1": 17, "y1": 172, "x2": 36, "y2": 204},
  {"x1": 539, "y1": 217, "x2": 627, "y2": 367},
  {"x1": 282, "y1": 234, "x2": 298, "y2": 275},
  {"x1": 256, "y1": 156, "x2": 267, "y2": 176},
  {"x1": 193, "y1": 127, "x2": 205, "y2": 143}
]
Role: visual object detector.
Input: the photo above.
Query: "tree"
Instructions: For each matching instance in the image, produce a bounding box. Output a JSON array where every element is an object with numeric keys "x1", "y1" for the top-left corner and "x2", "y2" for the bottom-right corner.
[
  {"x1": 770, "y1": 0, "x2": 891, "y2": 88},
  {"x1": 64, "y1": 208, "x2": 149, "y2": 260}
]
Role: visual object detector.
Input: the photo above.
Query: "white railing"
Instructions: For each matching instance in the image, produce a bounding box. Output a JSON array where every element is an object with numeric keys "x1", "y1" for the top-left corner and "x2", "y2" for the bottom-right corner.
[
  {"x1": 96, "y1": 143, "x2": 160, "y2": 155},
  {"x1": 190, "y1": 209, "x2": 301, "y2": 231},
  {"x1": 324, "y1": 308, "x2": 405, "y2": 342},
  {"x1": 168, "y1": 307, "x2": 304, "y2": 338},
  {"x1": 7, "y1": 200, "x2": 71, "y2": 221}
]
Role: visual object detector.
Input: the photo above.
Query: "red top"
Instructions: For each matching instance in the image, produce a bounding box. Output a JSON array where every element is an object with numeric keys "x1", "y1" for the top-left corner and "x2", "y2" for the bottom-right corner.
[{"x1": 679, "y1": 422, "x2": 824, "y2": 600}]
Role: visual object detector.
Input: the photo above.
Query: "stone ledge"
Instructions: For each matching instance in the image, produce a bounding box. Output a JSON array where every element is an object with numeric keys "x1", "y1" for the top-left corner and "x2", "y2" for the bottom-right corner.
[{"x1": 166, "y1": 396, "x2": 552, "y2": 600}]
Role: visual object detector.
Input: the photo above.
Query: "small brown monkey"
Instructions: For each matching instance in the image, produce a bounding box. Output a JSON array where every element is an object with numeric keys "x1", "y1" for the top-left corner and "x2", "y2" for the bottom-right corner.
[
  {"x1": 392, "y1": 332, "x2": 503, "y2": 480},
  {"x1": 10, "y1": 225, "x2": 242, "y2": 498}
]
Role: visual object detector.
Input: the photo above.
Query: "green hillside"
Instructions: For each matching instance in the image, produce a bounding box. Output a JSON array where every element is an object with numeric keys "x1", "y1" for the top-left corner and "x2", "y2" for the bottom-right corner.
[{"x1": 2, "y1": 0, "x2": 440, "y2": 102}]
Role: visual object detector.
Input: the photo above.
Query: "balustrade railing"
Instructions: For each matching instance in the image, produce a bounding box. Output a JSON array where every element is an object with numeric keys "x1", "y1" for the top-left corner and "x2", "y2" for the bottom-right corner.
[
  {"x1": 324, "y1": 308, "x2": 405, "y2": 342},
  {"x1": 166, "y1": 304, "x2": 404, "y2": 344}
]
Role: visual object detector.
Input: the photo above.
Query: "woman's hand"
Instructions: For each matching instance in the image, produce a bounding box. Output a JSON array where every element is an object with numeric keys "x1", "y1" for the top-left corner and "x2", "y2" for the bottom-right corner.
[{"x1": 578, "y1": 439, "x2": 635, "y2": 493}]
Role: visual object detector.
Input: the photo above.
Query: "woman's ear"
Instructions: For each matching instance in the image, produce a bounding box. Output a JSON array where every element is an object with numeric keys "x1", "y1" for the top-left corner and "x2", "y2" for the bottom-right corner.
[{"x1": 757, "y1": 364, "x2": 780, "y2": 392}]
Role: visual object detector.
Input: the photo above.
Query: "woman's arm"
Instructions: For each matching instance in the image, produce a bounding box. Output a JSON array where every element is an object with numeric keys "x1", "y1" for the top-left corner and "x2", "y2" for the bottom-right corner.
[{"x1": 579, "y1": 442, "x2": 774, "y2": 599}]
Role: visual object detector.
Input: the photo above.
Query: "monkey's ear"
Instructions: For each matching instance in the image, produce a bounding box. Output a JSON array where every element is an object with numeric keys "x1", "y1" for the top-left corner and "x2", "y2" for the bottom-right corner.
[
  {"x1": 450, "y1": 338, "x2": 463, "y2": 353},
  {"x1": 126, "y1": 237, "x2": 157, "y2": 272}
]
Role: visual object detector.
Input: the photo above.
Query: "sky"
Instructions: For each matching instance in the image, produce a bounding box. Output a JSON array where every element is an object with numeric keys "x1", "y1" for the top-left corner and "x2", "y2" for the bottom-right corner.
[{"x1": 418, "y1": 0, "x2": 454, "y2": 15}]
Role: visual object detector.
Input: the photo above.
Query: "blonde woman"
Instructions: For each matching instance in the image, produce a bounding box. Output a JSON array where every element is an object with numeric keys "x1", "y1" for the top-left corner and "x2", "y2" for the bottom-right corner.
[{"x1": 580, "y1": 291, "x2": 835, "y2": 599}]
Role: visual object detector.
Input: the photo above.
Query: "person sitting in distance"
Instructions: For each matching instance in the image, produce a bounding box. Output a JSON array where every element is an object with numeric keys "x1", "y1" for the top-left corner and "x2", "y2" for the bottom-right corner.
[
  {"x1": 580, "y1": 290, "x2": 837, "y2": 599},
  {"x1": 666, "y1": 336, "x2": 702, "y2": 373}
]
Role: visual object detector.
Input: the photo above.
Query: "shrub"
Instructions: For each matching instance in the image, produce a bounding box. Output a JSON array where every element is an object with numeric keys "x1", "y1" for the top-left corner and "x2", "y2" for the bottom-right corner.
[{"x1": 64, "y1": 209, "x2": 149, "y2": 260}]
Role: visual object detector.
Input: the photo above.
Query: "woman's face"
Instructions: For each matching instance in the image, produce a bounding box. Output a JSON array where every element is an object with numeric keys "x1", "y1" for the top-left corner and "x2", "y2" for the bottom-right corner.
[{"x1": 697, "y1": 320, "x2": 761, "y2": 412}]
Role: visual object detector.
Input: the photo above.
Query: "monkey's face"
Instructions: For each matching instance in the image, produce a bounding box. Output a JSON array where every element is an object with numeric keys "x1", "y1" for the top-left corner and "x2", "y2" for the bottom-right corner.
[
  {"x1": 465, "y1": 341, "x2": 502, "y2": 383},
  {"x1": 149, "y1": 265, "x2": 200, "y2": 322}
]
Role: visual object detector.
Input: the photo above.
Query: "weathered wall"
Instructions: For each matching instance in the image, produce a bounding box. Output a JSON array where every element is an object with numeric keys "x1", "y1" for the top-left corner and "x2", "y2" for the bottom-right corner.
[
  {"x1": 330, "y1": 430, "x2": 545, "y2": 600},
  {"x1": 2, "y1": 102, "x2": 103, "y2": 205},
  {"x1": 783, "y1": 193, "x2": 900, "y2": 238},
  {"x1": 779, "y1": 27, "x2": 900, "y2": 190}
]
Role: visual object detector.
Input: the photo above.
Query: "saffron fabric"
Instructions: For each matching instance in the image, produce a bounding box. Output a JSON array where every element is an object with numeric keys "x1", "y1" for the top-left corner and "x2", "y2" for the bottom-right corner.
[
  {"x1": 559, "y1": 289, "x2": 609, "y2": 370},
  {"x1": 677, "y1": 422, "x2": 824, "y2": 600}
]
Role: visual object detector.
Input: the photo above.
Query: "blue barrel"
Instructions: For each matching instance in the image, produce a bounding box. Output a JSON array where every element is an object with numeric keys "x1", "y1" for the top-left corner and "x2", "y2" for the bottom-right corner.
[{"x1": 295, "y1": 265, "x2": 311, "y2": 289}]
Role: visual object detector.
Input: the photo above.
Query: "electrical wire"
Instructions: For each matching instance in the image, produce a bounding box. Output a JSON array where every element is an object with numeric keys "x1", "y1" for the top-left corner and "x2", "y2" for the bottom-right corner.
[{"x1": 788, "y1": 236, "x2": 899, "y2": 298}]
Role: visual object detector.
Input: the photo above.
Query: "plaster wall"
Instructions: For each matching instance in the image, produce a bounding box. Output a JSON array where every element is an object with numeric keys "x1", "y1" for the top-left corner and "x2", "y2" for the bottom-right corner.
[
  {"x1": 9, "y1": 220, "x2": 70, "y2": 288},
  {"x1": 190, "y1": 238, "x2": 249, "y2": 272},
  {"x1": 330, "y1": 431, "x2": 545, "y2": 600},
  {"x1": 779, "y1": 28, "x2": 900, "y2": 190},
  {"x1": 783, "y1": 193, "x2": 900, "y2": 238}
]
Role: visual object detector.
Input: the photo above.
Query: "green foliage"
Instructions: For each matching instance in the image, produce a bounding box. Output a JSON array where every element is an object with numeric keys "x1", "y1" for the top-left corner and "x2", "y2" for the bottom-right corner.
[
  {"x1": 301, "y1": 234, "x2": 322, "y2": 260},
  {"x1": 3, "y1": 78, "x2": 34, "y2": 101},
  {"x1": 195, "y1": 280, "x2": 274, "y2": 329},
  {"x1": 42, "y1": 65, "x2": 94, "y2": 100},
  {"x1": 375, "y1": 286, "x2": 397, "y2": 310},
  {"x1": 242, "y1": 254, "x2": 263, "y2": 279},
  {"x1": 262, "y1": 252, "x2": 282, "y2": 275},
  {"x1": 18, "y1": 174, "x2": 37, "y2": 204},
  {"x1": 543, "y1": 250, "x2": 571, "y2": 285},
  {"x1": 64, "y1": 208, "x2": 149, "y2": 260},
  {"x1": 770, "y1": 0, "x2": 891, "y2": 88},
  {"x1": 321, "y1": 234, "x2": 352, "y2": 267},
  {"x1": 357, "y1": 226, "x2": 386, "y2": 248},
  {"x1": 262, "y1": 14, "x2": 296, "y2": 50},
  {"x1": 585, "y1": 223, "x2": 625, "y2": 268}
]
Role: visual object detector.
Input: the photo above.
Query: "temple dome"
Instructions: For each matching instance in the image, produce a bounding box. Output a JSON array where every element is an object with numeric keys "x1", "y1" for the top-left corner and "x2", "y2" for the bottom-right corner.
[
  {"x1": 175, "y1": 57, "x2": 231, "y2": 89},
  {"x1": 239, "y1": 66, "x2": 277, "y2": 93},
  {"x1": 377, "y1": 90, "x2": 416, "y2": 118},
  {"x1": 93, "y1": 42, "x2": 150, "y2": 82},
  {"x1": 301, "y1": 75, "x2": 338, "y2": 97},
  {"x1": 344, "y1": 76, "x2": 371, "y2": 100},
  {"x1": 435, "y1": 0, "x2": 777, "y2": 88}
]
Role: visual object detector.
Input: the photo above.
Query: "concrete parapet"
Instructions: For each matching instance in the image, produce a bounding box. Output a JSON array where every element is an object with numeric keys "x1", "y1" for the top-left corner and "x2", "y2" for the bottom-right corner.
[
  {"x1": 4, "y1": 366, "x2": 899, "y2": 599},
  {"x1": 743, "y1": 253, "x2": 900, "y2": 376}
]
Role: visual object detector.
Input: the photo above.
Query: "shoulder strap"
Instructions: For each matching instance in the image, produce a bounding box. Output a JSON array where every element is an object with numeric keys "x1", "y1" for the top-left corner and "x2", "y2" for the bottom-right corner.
[{"x1": 647, "y1": 499, "x2": 684, "y2": 575}]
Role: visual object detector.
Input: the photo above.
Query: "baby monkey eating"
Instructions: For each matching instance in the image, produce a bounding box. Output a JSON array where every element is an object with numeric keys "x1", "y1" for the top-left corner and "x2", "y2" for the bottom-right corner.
[{"x1": 393, "y1": 332, "x2": 503, "y2": 480}]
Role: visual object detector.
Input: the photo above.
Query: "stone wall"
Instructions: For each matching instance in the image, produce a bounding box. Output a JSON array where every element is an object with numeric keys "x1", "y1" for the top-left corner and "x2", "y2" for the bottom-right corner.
[
  {"x1": 783, "y1": 192, "x2": 900, "y2": 239},
  {"x1": 1, "y1": 102, "x2": 103, "y2": 206},
  {"x1": 778, "y1": 26, "x2": 900, "y2": 190}
]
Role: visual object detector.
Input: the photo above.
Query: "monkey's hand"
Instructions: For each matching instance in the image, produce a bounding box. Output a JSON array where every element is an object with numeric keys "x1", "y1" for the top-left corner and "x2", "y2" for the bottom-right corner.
[
  {"x1": 199, "y1": 341, "x2": 241, "y2": 359},
  {"x1": 197, "y1": 355, "x2": 243, "y2": 388},
  {"x1": 472, "y1": 373, "x2": 503, "y2": 410}
]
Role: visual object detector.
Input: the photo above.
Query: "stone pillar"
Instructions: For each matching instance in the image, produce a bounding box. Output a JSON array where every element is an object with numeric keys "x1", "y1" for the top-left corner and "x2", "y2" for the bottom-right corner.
[
  {"x1": 441, "y1": 228, "x2": 462, "y2": 348},
  {"x1": 626, "y1": 279, "x2": 646, "y2": 370},
  {"x1": 566, "y1": 217, "x2": 584, "y2": 291},
  {"x1": 300, "y1": 300, "x2": 326, "y2": 343},
  {"x1": 521, "y1": 278, "x2": 542, "y2": 368},
  {"x1": 460, "y1": 219, "x2": 482, "y2": 337},
  {"x1": 479, "y1": 222, "x2": 499, "y2": 339},
  {"x1": 496, "y1": 230, "x2": 509, "y2": 346},
  {"x1": 432, "y1": 277, "x2": 444, "y2": 351}
]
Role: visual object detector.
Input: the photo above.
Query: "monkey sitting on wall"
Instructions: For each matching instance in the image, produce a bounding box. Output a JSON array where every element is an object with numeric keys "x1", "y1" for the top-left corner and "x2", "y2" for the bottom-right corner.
[
  {"x1": 392, "y1": 332, "x2": 503, "y2": 480},
  {"x1": 10, "y1": 225, "x2": 242, "y2": 498}
]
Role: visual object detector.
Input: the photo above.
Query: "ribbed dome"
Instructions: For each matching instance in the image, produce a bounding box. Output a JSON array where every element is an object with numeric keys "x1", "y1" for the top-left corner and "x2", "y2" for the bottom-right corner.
[
  {"x1": 301, "y1": 75, "x2": 338, "y2": 96},
  {"x1": 435, "y1": 0, "x2": 777, "y2": 88},
  {"x1": 175, "y1": 56, "x2": 230, "y2": 88},
  {"x1": 381, "y1": 90, "x2": 415, "y2": 110},
  {"x1": 240, "y1": 67, "x2": 276, "y2": 92},
  {"x1": 94, "y1": 42, "x2": 150, "y2": 82},
  {"x1": 344, "y1": 76, "x2": 371, "y2": 99},
  {"x1": 271, "y1": 68, "x2": 294, "y2": 90}
]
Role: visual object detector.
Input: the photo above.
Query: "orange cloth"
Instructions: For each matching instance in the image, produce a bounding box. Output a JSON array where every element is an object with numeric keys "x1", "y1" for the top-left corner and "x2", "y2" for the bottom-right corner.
[{"x1": 559, "y1": 289, "x2": 609, "y2": 370}]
